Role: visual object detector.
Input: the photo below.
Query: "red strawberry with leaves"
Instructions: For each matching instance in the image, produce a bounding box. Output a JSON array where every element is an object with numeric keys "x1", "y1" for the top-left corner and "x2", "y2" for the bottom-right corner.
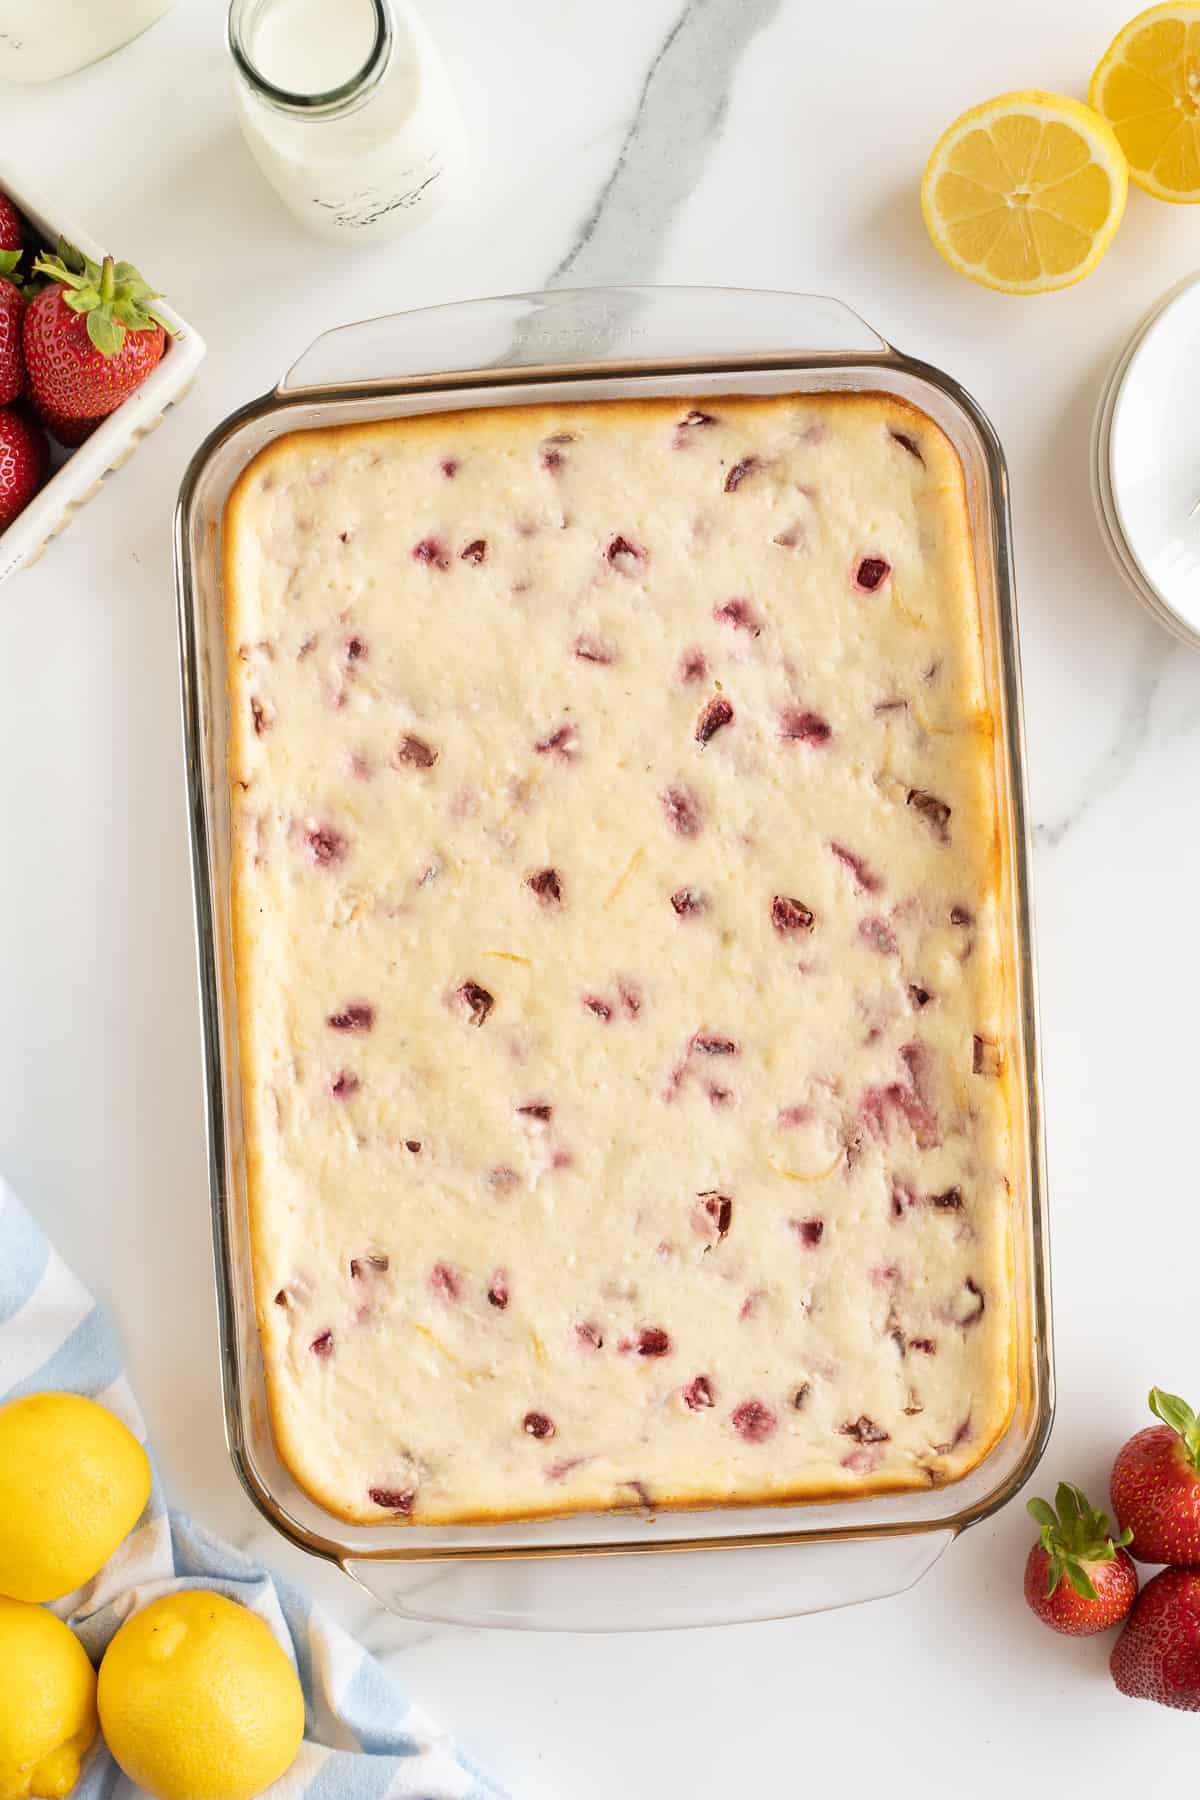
[
  {"x1": 0, "y1": 279, "x2": 24, "y2": 407},
  {"x1": 1111, "y1": 1566, "x2": 1200, "y2": 1710},
  {"x1": 1024, "y1": 1481, "x2": 1137, "y2": 1636},
  {"x1": 0, "y1": 405, "x2": 49, "y2": 532},
  {"x1": 1111, "y1": 1388, "x2": 1200, "y2": 1564},
  {"x1": 23, "y1": 239, "x2": 175, "y2": 423}
]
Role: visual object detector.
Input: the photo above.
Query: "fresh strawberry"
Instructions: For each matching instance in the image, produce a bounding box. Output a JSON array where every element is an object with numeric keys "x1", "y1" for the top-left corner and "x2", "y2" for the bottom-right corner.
[
  {"x1": 0, "y1": 406, "x2": 49, "y2": 532},
  {"x1": 38, "y1": 403, "x2": 101, "y2": 449},
  {"x1": 0, "y1": 279, "x2": 23, "y2": 406},
  {"x1": 1111, "y1": 1388, "x2": 1200, "y2": 1563},
  {"x1": 1024, "y1": 1481, "x2": 1137, "y2": 1636},
  {"x1": 22, "y1": 239, "x2": 175, "y2": 423},
  {"x1": 0, "y1": 195, "x2": 21, "y2": 281},
  {"x1": 1111, "y1": 1566, "x2": 1200, "y2": 1710}
]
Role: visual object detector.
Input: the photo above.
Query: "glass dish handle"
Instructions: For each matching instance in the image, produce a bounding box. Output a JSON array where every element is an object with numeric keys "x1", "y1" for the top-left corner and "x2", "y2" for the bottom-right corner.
[
  {"x1": 277, "y1": 287, "x2": 892, "y2": 395},
  {"x1": 342, "y1": 1529, "x2": 953, "y2": 1632}
]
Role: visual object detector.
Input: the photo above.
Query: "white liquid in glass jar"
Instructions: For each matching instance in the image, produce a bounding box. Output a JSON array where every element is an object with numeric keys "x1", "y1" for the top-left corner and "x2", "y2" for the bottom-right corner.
[
  {"x1": 0, "y1": 0, "x2": 174, "y2": 83},
  {"x1": 230, "y1": 0, "x2": 466, "y2": 245}
]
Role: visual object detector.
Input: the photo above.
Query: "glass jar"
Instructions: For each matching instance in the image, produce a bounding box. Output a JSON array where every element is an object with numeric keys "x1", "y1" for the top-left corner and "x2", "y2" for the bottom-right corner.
[
  {"x1": 0, "y1": 0, "x2": 174, "y2": 83},
  {"x1": 227, "y1": 0, "x2": 466, "y2": 245}
]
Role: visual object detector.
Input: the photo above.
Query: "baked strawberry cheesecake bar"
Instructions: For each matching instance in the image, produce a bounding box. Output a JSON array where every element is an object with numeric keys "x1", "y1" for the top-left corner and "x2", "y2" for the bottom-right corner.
[{"x1": 223, "y1": 392, "x2": 1015, "y2": 1525}]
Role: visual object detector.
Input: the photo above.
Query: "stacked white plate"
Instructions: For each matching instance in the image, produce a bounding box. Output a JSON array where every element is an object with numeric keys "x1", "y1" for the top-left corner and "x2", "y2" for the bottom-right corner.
[{"x1": 1093, "y1": 273, "x2": 1200, "y2": 649}]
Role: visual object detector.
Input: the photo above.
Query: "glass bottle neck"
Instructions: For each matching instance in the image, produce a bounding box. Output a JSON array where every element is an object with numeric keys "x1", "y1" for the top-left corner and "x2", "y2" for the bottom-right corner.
[{"x1": 227, "y1": 0, "x2": 394, "y2": 118}]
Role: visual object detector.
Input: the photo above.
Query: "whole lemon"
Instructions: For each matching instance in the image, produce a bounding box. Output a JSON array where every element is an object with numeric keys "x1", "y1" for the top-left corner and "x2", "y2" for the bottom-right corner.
[
  {"x1": 0, "y1": 1394, "x2": 151, "y2": 1604},
  {"x1": 97, "y1": 1590, "x2": 304, "y2": 1800},
  {"x1": 0, "y1": 1595, "x2": 98, "y2": 1800}
]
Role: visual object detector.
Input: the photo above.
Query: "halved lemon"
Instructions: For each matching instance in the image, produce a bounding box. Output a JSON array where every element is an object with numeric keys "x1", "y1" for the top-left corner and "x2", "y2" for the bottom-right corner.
[
  {"x1": 1091, "y1": 4, "x2": 1200, "y2": 201},
  {"x1": 922, "y1": 91, "x2": 1128, "y2": 293}
]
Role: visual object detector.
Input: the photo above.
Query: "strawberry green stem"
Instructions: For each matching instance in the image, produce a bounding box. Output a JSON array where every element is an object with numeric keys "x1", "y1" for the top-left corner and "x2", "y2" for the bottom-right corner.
[
  {"x1": 99, "y1": 256, "x2": 115, "y2": 306},
  {"x1": 1149, "y1": 1388, "x2": 1200, "y2": 1472}
]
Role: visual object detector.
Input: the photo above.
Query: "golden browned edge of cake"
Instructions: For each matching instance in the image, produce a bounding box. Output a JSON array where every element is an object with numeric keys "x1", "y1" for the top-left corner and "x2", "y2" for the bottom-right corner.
[{"x1": 223, "y1": 391, "x2": 1020, "y2": 1529}]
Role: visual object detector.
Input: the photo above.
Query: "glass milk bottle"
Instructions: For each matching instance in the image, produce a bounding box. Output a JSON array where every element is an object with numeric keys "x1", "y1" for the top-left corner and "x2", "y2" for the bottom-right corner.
[
  {"x1": 0, "y1": 0, "x2": 174, "y2": 83},
  {"x1": 227, "y1": 0, "x2": 466, "y2": 245}
]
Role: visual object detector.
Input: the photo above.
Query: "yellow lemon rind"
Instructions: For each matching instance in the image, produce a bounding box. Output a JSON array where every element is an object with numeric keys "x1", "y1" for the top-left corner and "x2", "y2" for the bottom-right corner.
[
  {"x1": 1090, "y1": 2, "x2": 1200, "y2": 203},
  {"x1": 921, "y1": 89, "x2": 1129, "y2": 294}
]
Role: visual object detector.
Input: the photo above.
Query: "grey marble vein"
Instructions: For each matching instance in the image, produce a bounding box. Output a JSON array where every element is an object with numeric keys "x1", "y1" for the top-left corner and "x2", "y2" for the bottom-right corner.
[
  {"x1": 1033, "y1": 633, "x2": 1180, "y2": 849},
  {"x1": 548, "y1": 0, "x2": 783, "y2": 289}
]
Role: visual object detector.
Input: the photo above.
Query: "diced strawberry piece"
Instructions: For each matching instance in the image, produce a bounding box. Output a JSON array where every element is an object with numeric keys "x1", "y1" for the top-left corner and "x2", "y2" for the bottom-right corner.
[
  {"x1": 606, "y1": 534, "x2": 646, "y2": 572},
  {"x1": 574, "y1": 633, "x2": 616, "y2": 664},
  {"x1": 328, "y1": 1003, "x2": 374, "y2": 1031},
  {"x1": 575, "y1": 1321, "x2": 605, "y2": 1350},
  {"x1": 516, "y1": 1101, "x2": 553, "y2": 1121},
  {"x1": 310, "y1": 1330, "x2": 334, "y2": 1358},
  {"x1": 731, "y1": 1399, "x2": 777, "y2": 1442},
  {"x1": 368, "y1": 1485, "x2": 415, "y2": 1513},
  {"x1": 330, "y1": 1071, "x2": 360, "y2": 1099},
  {"x1": 907, "y1": 788, "x2": 951, "y2": 843},
  {"x1": 582, "y1": 994, "x2": 613, "y2": 1021},
  {"x1": 859, "y1": 916, "x2": 898, "y2": 955},
  {"x1": 350, "y1": 1253, "x2": 389, "y2": 1278},
  {"x1": 691, "y1": 1033, "x2": 738, "y2": 1056},
  {"x1": 305, "y1": 823, "x2": 346, "y2": 866},
  {"x1": 487, "y1": 1271, "x2": 510, "y2": 1309},
  {"x1": 670, "y1": 887, "x2": 707, "y2": 917},
  {"x1": 713, "y1": 597, "x2": 760, "y2": 635},
  {"x1": 829, "y1": 842, "x2": 882, "y2": 893},
  {"x1": 636, "y1": 1327, "x2": 671, "y2": 1356},
  {"x1": 535, "y1": 722, "x2": 577, "y2": 758},
  {"x1": 840, "y1": 1415, "x2": 890, "y2": 1444},
  {"x1": 675, "y1": 409, "x2": 717, "y2": 442},
  {"x1": 772, "y1": 895, "x2": 814, "y2": 933},
  {"x1": 723, "y1": 457, "x2": 762, "y2": 493},
  {"x1": 527, "y1": 868, "x2": 563, "y2": 904},
  {"x1": 855, "y1": 556, "x2": 891, "y2": 591},
  {"x1": 695, "y1": 695, "x2": 734, "y2": 743},
  {"x1": 457, "y1": 981, "x2": 494, "y2": 1025},
  {"x1": 780, "y1": 708, "x2": 831, "y2": 744},
  {"x1": 791, "y1": 1217, "x2": 824, "y2": 1247},
  {"x1": 413, "y1": 536, "x2": 450, "y2": 570},
  {"x1": 661, "y1": 785, "x2": 703, "y2": 836},
  {"x1": 461, "y1": 538, "x2": 487, "y2": 564},
  {"x1": 429, "y1": 1263, "x2": 461, "y2": 1303},
  {"x1": 890, "y1": 430, "x2": 923, "y2": 463},
  {"x1": 683, "y1": 1374, "x2": 716, "y2": 1409},
  {"x1": 776, "y1": 1105, "x2": 812, "y2": 1128},
  {"x1": 395, "y1": 734, "x2": 439, "y2": 768},
  {"x1": 523, "y1": 1411, "x2": 556, "y2": 1438}
]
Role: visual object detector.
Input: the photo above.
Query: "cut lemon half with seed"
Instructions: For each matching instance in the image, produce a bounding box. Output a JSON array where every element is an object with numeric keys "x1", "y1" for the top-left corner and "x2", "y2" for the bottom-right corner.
[
  {"x1": 922, "y1": 91, "x2": 1128, "y2": 293},
  {"x1": 1091, "y1": 4, "x2": 1200, "y2": 201}
]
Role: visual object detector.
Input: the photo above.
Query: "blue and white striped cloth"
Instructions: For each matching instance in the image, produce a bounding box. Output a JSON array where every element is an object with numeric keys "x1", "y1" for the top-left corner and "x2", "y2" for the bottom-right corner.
[{"x1": 0, "y1": 1178, "x2": 507, "y2": 1800}]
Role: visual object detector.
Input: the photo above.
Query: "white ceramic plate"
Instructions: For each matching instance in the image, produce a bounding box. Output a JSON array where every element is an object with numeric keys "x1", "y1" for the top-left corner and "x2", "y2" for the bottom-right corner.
[{"x1": 1108, "y1": 274, "x2": 1200, "y2": 646}]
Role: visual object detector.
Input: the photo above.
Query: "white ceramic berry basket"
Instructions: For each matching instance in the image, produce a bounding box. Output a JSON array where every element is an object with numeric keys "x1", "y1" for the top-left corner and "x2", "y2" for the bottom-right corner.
[
  {"x1": 175, "y1": 286, "x2": 1053, "y2": 1631},
  {"x1": 0, "y1": 157, "x2": 205, "y2": 589}
]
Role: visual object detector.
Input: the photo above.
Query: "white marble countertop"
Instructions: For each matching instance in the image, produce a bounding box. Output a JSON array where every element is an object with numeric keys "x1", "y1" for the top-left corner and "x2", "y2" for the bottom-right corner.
[{"x1": 3, "y1": 0, "x2": 1200, "y2": 1789}]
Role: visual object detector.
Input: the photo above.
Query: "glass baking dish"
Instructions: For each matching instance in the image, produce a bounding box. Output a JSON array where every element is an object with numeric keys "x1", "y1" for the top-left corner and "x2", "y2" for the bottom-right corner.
[{"x1": 175, "y1": 286, "x2": 1052, "y2": 1631}]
